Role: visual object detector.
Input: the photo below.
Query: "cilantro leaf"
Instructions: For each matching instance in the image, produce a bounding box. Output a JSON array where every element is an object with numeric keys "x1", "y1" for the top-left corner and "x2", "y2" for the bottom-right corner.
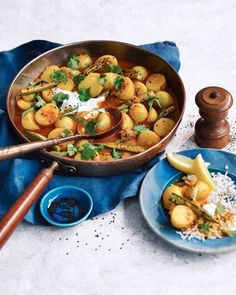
[
  {"x1": 114, "y1": 76, "x2": 124, "y2": 91},
  {"x1": 60, "y1": 129, "x2": 72, "y2": 138},
  {"x1": 216, "y1": 202, "x2": 226, "y2": 215},
  {"x1": 73, "y1": 74, "x2": 85, "y2": 85},
  {"x1": 78, "y1": 88, "x2": 92, "y2": 101},
  {"x1": 84, "y1": 119, "x2": 99, "y2": 135},
  {"x1": 50, "y1": 70, "x2": 67, "y2": 83},
  {"x1": 80, "y1": 143, "x2": 104, "y2": 160},
  {"x1": 198, "y1": 223, "x2": 209, "y2": 234},
  {"x1": 105, "y1": 65, "x2": 122, "y2": 74},
  {"x1": 112, "y1": 148, "x2": 122, "y2": 159},
  {"x1": 99, "y1": 74, "x2": 107, "y2": 85},
  {"x1": 52, "y1": 92, "x2": 69, "y2": 107},
  {"x1": 67, "y1": 143, "x2": 78, "y2": 156},
  {"x1": 133, "y1": 124, "x2": 149, "y2": 134},
  {"x1": 34, "y1": 94, "x2": 46, "y2": 109},
  {"x1": 67, "y1": 55, "x2": 80, "y2": 70},
  {"x1": 148, "y1": 96, "x2": 162, "y2": 109}
]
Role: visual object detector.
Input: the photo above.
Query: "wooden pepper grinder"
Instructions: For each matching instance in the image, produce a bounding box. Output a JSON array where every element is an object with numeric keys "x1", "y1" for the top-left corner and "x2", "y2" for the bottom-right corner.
[{"x1": 194, "y1": 86, "x2": 233, "y2": 148}]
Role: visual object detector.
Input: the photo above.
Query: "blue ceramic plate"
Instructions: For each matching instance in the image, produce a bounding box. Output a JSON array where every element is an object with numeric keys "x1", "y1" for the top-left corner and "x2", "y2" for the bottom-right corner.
[{"x1": 140, "y1": 148, "x2": 236, "y2": 254}]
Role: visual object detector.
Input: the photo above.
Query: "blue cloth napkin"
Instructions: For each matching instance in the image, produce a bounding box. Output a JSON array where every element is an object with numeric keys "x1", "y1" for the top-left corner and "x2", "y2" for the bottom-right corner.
[{"x1": 0, "y1": 40, "x2": 180, "y2": 225}]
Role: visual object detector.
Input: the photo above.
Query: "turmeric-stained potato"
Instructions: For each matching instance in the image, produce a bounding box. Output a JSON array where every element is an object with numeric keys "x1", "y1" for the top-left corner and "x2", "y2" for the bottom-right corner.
[
  {"x1": 146, "y1": 74, "x2": 166, "y2": 92},
  {"x1": 115, "y1": 77, "x2": 135, "y2": 101},
  {"x1": 17, "y1": 99, "x2": 33, "y2": 111},
  {"x1": 74, "y1": 152, "x2": 82, "y2": 160},
  {"x1": 195, "y1": 181, "x2": 211, "y2": 204},
  {"x1": 40, "y1": 65, "x2": 60, "y2": 82},
  {"x1": 121, "y1": 112, "x2": 134, "y2": 130},
  {"x1": 21, "y1": 111, "x2": 40, "y2": 130},
  {"x1": 102, "y1": 72, "x2": 118, "y2": 90},
  {"x1": 170, "y1": 205, "x2": 195, "y2": 229},
  {"x1": 133, "y1": 81, "x2": 148, "y2": 96},
  {"x1": 22, "y1": 94, "x2": 34, "y2": 102},
  {"x1": 146, "y1": 107, "x2": 158, "y2": 123},
  {"x1": 94, "y1": 55, "x2": 118, "y2": 67},
  {"x1": 79, "y1": 73, "x2": 103, "y2": 97},
  {"x1": 162, "y1": 185, "x2": 183, "y2": 210},
  {"x1": 55, "y1": 116, "x2": 76, "y2": 131},
  {"x1": 155, "y1": 91, "x2": 174, "y2": 108},
  {"x1": 99, "y1": 153, "x2": 113, "y2": 161},
  {"x1": 57, "y1": 77, "x2": 75, "y2": 91},
  {"x1": 129, "y1": 103, "x2": 148, "y2": 123},
  {"x1": 77, "y1": 54, "x2": 93, "y2": 70},
  {"x1": 42, "y1": 89, "x2": 54, "y2": 102},
  {"x1": 96, "y1": 112, "x2": 111, "y2": 133},
  {"x1": 153, "y1": 118, "x2": 175, "y2": 137},
  {"x1": 48, "y1": 127, "x2": 73, "y2": 151},
  {"x1": 60, "y1": 66, "x2": 80, "y2": 77},
  {"x1": 75, "y1": 139, "x2": 89, "y2": 148},
  {"x1": 137, "y1": 130, "x2": 160, "y2": 147},
  {"x1": 35, "y1": 103, "x2": 59, "y2": 126},
  {"x1": 129, "y1": 66, "x2": 149, "y2": 81}
]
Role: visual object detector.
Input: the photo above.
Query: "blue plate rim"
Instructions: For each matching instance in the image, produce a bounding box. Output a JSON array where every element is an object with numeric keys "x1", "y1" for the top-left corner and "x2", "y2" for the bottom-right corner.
[{"x1": 139, "y1": 148, "x2": 236, "y2": 254}]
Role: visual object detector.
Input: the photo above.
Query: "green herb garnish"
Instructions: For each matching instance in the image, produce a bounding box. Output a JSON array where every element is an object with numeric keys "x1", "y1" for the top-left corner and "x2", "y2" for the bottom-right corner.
[
  {"x1": 148, "y1": 96, "x2": 162, "y2": 109},
  {"x1": 99, "y1": 74, "x2": 107, "y2": 85},
  {"x1": 84, "y1": 119, "x2": 99, "y2": 135},
  {"x1": 52, "y1": 92, "x2": 69, "y2": 107},
  {"x1": 105, "y1": 65, "x2": 122, "y2": 74},
  {"x1": 198, "y1": 223, "x2": 210, "y2": 234},
  {"x1": 81, "y1": 143, "x2": 104, "y2": 160},
  {"x1": 60, "y1": 129, "x2": 72, "y2": 138},
  {"x1": 50, "y1": 70, "x2": 67, "y2": 83},
  {"x1": 73, "y1": 74, "x2": 85, "y2": 85},
  {"x1": 133, "y1": 124, "x2": 149, "y2": 134},
  {"x1": 112, "y1": 148, "x2": 122, "y2": 159},
  {"x1": 114, "y1": 76, "x2": 124, "y2": 91},
  {"x1": 78, "y1": 88, "x2": 92, "y2": 101},
  {"x1": 67, "y1": 55, "x2": 80, "y2": 70},
  {"x1": 22, "y1": 94, "x2": 46, "y2": 116},
  {"x1": 67, "y1": 144, "x2": 78, "y2": 156},
  {"x1": 216, "y1": 202, "x2": 226, "y2": 215}
]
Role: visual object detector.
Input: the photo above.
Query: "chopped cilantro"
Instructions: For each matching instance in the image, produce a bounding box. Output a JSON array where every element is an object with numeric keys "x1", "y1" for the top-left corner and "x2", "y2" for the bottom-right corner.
[
  {"x1": 67, "y1": 144, "x2": 78, "y2": 156},
  {"x1": 60, "y1": 129, "x2": 72, "y2": 138},
  {"x1": 216, "y1": 202, "x2": 226, "y2": 215},
  {"x1": 99, "y1": 74, "x2": 107, "y2": 85},
  {"x1": 148, "y1": 96, "x2": 162, "y2": 109},
  {"x1": 84, "y1": 119, "x2": 99, "y2": 135},
  {"x1": 133, "y1": 124, "x2": 149, "y2": 134},
  {"x1": 198, "y1": 223, "x2": 209, "y2": 234},
  {"x1": 81, "y1": 143, "x2": 104, "y2": 160},
  {"x1": 114, "y1": 76, "x2": 124, "y2": 91},
  {"x1": 67, "y1": 55, "x2": 80, "y2": 70},
  {"x1": 52, "y1": 92, "x2": 69, "y2": 107},
  {"x1": 50, "y1": 70, "x2": 67, "y2": 83},
  {"x1": 71, "y1": 116, "x2": 84, "y2": 123},
  {"x1": 34, "y1": 94, "x2": 46, "y2": 109},
  {"x1": 112, "y1": 148, "x2": 122, "y2": 159},
  {"x1": 105, "y1": 64, "x2": 122, "y2": 74},
  {"x1": 78, "y1": 88, "x2": 92, "y2": 101},
  {"x1": 73, "y1": 74, "x2": 85, "y2": 85}
]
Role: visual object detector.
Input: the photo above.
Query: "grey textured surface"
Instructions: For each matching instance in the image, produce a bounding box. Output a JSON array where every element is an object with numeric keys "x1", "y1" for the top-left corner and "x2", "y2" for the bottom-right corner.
[{"x1": 0, "y1": 1, "x2": 236, "y2": 294}]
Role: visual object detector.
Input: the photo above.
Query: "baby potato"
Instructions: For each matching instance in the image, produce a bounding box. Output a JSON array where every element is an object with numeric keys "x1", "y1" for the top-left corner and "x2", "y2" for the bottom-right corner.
[
  {"x1": 115, "y1": 77, "x2": 135, "y2": 101},
  {"x1": 55, "y1": 116, "x2": 76, "y2": 131},
  {"x1": 96, "y1": 112, "x2": 111, "y2": 133},
  {"x1": 146, "y1": 73, "x2": 166, "y2": 92},
  {"x1": 79, "y1": 73, "x2": 103, "y2": 97},
  {"x1": 35, "y1": 103, "x2": 59, "y2": 126},
  {"x1": 74, "y1": 152, "x2": 82, "y2": 160},
  {"x1": 48, "y1": 127, "x2": 74, "y2": 151},
  {"x1": 129, "y1": 103, "x2": 148, "y2": 123},
  {"x1": 171, "y1": 205, "x2": 195, "y2": 229},
  {"x1": 95, "y1": 55, "x2": 118, "y2": 67},
  {"x1": 21, "y1": 111, "x2": 40, "y2": 130},
  {"x1": 121, "y1": 112, "x2": 134, "y2": 130},
  {"x1": 75, "y1": 139, "x2": 89, "y2": 148},
  {"x1": 146, "y1": 107, "x2": 158, "y2": 123},
  {"x1": 40, "y1": 65, "x2": 60, "y2": 82},
  {"x1": 162, "y1": 185, "x2": 183, "y2": 210},
  {"x1": 137, "y1": 130, "x2": 160, "y2": 147},
  {"x1": 17, "y1": 99, "x2": 33, "y2": 111},
  {"x1": 155, "y1": 91, "x2": 174, "y2": 108},
  {"x1": 102, "y1": 72, "x2": 118, "y2": 90},
  {"x1": 42, "y1": 89, "x2": 54, "y2": 102},
  {"x1": 195, "y1": 181, "x2": 211, "y2": 204},
  {"x1": 60, "y1": 66, "x2": 80, "y2": 77},
  {"x1": 57, "y1": 77, "x2": 75, "y2": 91},
  {"x1": 153, "y1": 118, "x2": 175, "y2": 137},
  {"x1": 77, "y1": 54, "x2": 93, "y2": 69},
  {"x1": 22, "y1": 94, "x2": 34, "y2": 102},
  {"x1": 133, "y1": 81, "x2": 148, "y2": 96},
  {"x1": 129, "y1": 66, "x2": 149, "y2": 81}
]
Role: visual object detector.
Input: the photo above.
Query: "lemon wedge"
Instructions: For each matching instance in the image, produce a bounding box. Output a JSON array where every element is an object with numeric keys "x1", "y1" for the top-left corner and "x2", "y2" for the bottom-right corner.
[
  {"x1": 166, "y1": 152, "x2": 194, "y2": 174},
  {"x1": 192, "y1": 154, "x2": 216, "y2": 191}
]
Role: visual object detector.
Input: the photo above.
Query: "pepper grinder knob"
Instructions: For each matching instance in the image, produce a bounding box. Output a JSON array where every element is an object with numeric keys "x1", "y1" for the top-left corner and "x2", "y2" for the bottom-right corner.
[{"x1": 194, "y1": 86, "x2": 233, "y2": 148}]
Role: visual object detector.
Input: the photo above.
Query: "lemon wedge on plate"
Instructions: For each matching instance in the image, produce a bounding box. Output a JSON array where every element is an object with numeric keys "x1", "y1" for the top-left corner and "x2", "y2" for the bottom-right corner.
[{"x1": 166, "y1": 152, "x2": 216, "y2": 191}]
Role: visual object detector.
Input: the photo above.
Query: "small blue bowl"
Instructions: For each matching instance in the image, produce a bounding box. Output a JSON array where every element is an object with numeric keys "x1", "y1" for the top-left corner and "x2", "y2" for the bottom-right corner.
[{"x1": 40, "y1": 185, "x2": 93, "y2": 227}]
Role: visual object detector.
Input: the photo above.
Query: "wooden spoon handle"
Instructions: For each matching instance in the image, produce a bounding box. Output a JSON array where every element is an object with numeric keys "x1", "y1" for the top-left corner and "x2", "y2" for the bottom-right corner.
[{"x1": 0, "y1": 161, "x2": 58, "y2": 249}]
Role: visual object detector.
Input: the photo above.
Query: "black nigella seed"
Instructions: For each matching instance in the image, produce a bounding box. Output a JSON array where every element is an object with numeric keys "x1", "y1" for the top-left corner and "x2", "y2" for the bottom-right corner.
[
  {"x1": 66, "y1": 238, "x2": 69, "y2": 240},
  {"x1": 66, "y1": 253, "x2": 69, "y2": 255},
  {"x1": 59, "y1": 238, "x2": 62, "y2": 240}
]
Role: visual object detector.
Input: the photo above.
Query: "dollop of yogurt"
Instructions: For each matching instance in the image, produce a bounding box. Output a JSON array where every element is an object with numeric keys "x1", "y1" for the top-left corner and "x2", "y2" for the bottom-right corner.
[{"x1": 202, "y1": 203, "x2": 217, "y2": 217}]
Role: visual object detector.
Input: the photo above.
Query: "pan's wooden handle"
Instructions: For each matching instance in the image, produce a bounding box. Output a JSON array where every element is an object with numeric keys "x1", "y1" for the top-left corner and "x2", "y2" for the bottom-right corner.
[{"x1": 0, "y1": 161, "x2": 58, "y2": 249}]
